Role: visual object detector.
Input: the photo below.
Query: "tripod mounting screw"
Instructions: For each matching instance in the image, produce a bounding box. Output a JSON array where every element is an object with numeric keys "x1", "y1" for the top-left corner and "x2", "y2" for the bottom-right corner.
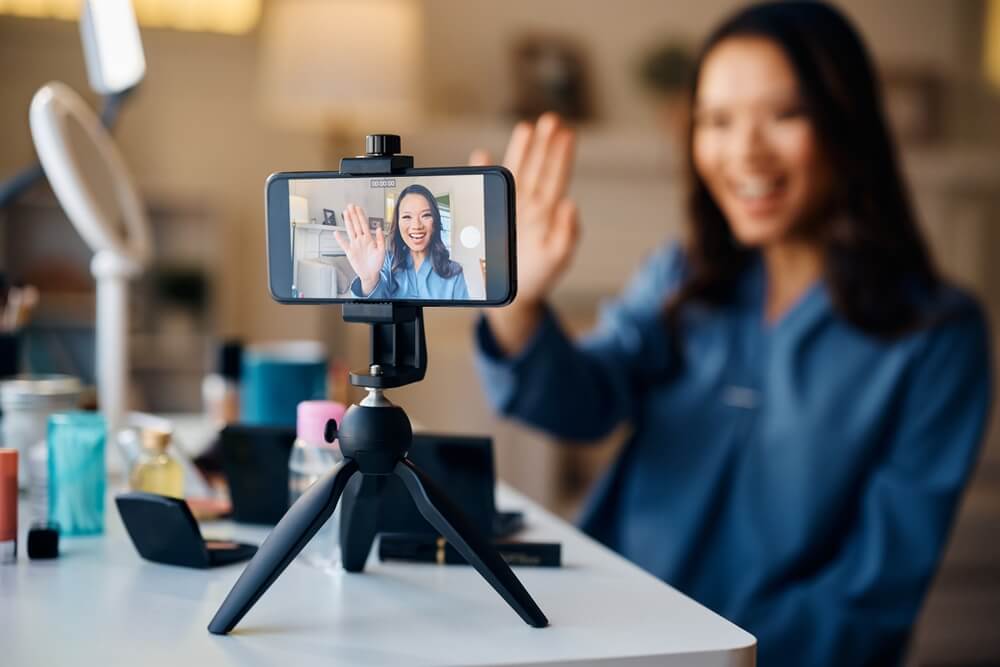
[
  {"x1": 365, "y1": 134, "x2": 401, "y2": 156},
  {"x1": 369, "y1": 364, "x2": 383, "y2": 376}
]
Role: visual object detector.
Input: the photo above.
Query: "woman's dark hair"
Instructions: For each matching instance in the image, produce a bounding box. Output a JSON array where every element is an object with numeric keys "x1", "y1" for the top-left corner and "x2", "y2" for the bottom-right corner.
[
  {"x1": 389, "y1": 184, "x2": 462, "y2": 280},
  {"x1": 667, "y1": 1, "x2": 939, "y2": 341}
]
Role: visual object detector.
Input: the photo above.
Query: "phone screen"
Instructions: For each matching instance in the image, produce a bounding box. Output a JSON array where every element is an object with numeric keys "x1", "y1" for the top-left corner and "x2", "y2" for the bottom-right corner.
[{"x1": 269, "y1": 171, "x2": 512, "y2": 304}]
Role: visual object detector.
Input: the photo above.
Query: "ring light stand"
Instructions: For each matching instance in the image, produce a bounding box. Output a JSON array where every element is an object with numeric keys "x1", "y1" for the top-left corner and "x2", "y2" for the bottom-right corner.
[
  {"x1": 29, "y1": 82, "x2": 152, "y2": 461},
  {"x1": 208, "y1": 135, "x2": 547, "y2": 635}
]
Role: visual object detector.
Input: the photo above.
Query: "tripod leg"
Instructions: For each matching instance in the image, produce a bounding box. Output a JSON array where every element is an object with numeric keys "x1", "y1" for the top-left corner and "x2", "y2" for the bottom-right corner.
[
  {"x1": 208, "y1": 459, "x2": 359, "y2": 635},
  {"x1": 340, "y1": 475, "x2": 386, "y2": 572},
  {"x1": 394, "y1": 459, "x2": 548, "y2": 628}
]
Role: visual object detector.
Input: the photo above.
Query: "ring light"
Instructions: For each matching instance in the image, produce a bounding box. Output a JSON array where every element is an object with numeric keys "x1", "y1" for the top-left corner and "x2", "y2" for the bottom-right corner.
[{"x1": 29, "y1": 81, "x2": 152, "y2": 460}]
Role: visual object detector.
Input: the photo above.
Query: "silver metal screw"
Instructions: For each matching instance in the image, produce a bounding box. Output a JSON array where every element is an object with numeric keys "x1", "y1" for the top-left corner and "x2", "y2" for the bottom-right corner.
[{"x1": 369, "y1": 364, "x2": 383, "y2": 376}]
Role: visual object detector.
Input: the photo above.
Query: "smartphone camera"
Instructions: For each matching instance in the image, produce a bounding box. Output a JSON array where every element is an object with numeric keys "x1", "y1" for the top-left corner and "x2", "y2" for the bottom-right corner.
[{"x1": 265, "y1": 166, "x2": 516, "y2": 306}]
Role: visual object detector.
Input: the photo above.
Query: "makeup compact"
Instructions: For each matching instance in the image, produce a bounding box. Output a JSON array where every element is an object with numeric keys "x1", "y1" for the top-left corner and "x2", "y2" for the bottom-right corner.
[{"x1": 116, "y1": 492, "x2": 256, "y2": 569}]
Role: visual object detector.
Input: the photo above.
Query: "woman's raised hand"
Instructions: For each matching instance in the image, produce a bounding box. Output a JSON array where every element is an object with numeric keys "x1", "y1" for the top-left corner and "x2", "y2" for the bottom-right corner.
[
  {"x1": 334, "y1": 204, "x2": 385, "y2": 295},
  {"x1": 470, "y1": 113, "x2": 579, "y2": 307},
  {"x1": 469, "y1": 113, "x2": 579, "y2": 354}
]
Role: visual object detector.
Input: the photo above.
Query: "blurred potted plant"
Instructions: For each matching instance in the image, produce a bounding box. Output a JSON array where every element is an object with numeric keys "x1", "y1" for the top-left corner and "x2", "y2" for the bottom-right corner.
[{"x1": 638, "y1": 40, "x2": 694, "y2": 144}]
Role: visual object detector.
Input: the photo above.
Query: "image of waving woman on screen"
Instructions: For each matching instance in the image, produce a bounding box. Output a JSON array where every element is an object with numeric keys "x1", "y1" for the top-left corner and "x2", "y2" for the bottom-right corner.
[{"x1": 336, "y1": 184, "x2": 469, "y2": 300}]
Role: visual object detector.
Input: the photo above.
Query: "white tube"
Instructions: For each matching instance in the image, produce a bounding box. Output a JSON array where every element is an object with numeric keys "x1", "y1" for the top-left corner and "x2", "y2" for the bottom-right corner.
[{"x1": 92, "y1": 250, "x2": 142, "y2": 474}]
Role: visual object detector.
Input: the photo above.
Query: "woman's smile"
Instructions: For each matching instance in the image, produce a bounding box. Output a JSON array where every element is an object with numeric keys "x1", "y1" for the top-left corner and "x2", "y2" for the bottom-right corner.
[
  {"x1": 406, "y1": 226, "x2": 428, "y2": 246},
  {"x1": 726, "y1": 172, "x2": 789, "y2": 217}
]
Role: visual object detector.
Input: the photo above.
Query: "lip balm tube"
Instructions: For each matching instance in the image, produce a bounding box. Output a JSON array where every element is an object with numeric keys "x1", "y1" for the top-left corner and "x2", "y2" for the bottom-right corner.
[{"x1": 0, "y1": 448, "x2": 17, "y2": 563}]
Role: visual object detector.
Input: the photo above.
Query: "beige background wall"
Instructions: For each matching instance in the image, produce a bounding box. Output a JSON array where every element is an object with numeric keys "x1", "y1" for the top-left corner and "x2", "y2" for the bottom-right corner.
[{"x1": 423, "y1": 0, "x2": 979, "y2": 121}]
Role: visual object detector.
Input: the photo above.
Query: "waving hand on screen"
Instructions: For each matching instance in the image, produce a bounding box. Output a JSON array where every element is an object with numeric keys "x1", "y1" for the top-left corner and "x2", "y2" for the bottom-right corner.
[{"x1": 335, "y1": 203, "x2": 386, "y2": 296}]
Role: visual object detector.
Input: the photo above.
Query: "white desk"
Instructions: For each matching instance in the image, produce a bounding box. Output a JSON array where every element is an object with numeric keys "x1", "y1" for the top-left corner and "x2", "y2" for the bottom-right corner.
[{"x1": 1, "y1": 485, "x2": 755, "y2": 666}]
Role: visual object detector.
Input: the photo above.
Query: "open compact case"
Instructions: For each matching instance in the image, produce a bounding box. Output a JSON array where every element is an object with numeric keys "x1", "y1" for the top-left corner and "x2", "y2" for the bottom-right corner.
[{"x1": 116, "y1": 492, "x2": 256, "y2": 569}]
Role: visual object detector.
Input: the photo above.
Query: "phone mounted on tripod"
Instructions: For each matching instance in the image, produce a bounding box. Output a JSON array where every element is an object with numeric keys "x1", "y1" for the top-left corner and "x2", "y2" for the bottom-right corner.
[{"x1": 208, "y1": 136, "x2": 547, "y2": 636}]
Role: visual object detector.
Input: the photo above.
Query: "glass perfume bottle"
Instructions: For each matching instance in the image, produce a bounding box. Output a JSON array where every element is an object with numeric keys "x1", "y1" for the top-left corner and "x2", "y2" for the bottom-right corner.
[{"x1": 130, "y1": 429, "x2": 183, "y2": 498}]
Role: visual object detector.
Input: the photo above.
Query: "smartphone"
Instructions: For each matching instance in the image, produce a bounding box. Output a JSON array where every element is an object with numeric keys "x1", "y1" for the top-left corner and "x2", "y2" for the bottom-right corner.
[{"x1": 266, "y1": 167, "x2": 516, "y2": 306}]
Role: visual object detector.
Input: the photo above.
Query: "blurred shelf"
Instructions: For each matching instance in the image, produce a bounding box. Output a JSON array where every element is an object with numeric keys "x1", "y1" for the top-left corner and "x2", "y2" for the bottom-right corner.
[{"x1": 293, "y1": 222, "x2": 343, "y2": 231}]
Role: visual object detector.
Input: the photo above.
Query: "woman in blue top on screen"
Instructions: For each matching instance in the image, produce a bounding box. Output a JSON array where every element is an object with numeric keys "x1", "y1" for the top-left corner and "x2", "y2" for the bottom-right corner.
[
  {"x1": 336, "y1": 184, "x2": 469, "y2": 300},
  {"x1": 468, "y1": 3, "x2": 990, "y2": 666}
]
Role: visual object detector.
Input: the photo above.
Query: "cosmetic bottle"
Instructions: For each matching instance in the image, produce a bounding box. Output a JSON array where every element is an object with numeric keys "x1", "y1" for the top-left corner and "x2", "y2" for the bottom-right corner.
[
  {"x1": 0, "y1": 449, "x2": 17, "y2": 563},
  {"x1": 130, "y1": 429, "x2": 184, "y2": 498},
  {"x1": 0, "y1": 375, "x2": 81, "y2": 493},
  {"x1": 48, "y1": 412, "x2": 105, "y2": 536},
  {"x1": 289, "y1": 400, "x2": 345, "y2": 569}
]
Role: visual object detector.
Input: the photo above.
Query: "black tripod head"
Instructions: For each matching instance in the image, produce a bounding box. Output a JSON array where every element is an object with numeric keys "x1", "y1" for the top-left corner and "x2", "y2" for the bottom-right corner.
[{"x1": 324, "y1": 369, "x2": 413, "y2": 475}]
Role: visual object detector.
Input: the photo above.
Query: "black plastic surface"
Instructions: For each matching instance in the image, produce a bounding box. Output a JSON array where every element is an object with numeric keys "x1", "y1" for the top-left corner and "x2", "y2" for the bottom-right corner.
[
  {"x1": 208, "y1": 460, "x2": 359, "y2": 634},
  {"x1": 344, "y1": 304, "x2": 427, "y2": 389},
  {"x1": 365, "y1": 134, "x2": 401, "y2": 155},
  {"x1": 395, "y1": 459, "x2": 548, "y2": 627},
  {"x1": 116, "y1": 492, "x2": 256, "y2": 569},
  {"x1": 220, "y1": 424, "x2": 295, "y2": 524}
]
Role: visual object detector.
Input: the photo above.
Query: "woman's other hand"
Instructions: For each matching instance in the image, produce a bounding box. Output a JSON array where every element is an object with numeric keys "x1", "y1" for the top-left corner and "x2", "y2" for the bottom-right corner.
[
  {"x1": 335, "y1": 204, "x2": 385, "y2": 295},
  {"x1": 469, "y1": 112, "x2": 579, "y2": 355}
]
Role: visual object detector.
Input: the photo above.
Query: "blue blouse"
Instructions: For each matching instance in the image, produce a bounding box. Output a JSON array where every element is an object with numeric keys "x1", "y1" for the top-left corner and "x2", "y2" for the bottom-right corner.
[
  {"x1": 350, "y1": 252, "x2": 469, "y2": 300},
  {"x1": 475, "y1": 243, "x2": 991, "y2": 666}
]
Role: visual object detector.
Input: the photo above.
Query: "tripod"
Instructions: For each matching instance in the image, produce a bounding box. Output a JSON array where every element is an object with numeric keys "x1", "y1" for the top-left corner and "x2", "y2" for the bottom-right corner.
[{"x1": 207, "y1": 138, "x2": 548, "y2": 635}]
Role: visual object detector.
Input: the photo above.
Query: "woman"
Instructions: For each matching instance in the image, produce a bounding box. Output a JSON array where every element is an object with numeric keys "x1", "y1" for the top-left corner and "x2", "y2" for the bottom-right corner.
[
  {"x1": 469, "y1": 3, "x2": 990, "y2": 665},
  {"x1": 336, "y1": 184, "x2": 469, "y2": 300}
]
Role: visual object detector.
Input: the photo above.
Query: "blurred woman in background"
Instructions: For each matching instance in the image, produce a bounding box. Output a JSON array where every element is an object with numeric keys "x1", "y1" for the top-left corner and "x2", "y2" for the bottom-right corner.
[{"x1": 470, "y1": 2, "x2": 991, "y2": 664}]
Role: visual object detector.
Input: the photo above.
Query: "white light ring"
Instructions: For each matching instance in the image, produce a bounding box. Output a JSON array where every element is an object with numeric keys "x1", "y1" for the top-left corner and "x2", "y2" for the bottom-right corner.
[{"x1": 29, "y1": 81, "x2": 151, "y2": 268}]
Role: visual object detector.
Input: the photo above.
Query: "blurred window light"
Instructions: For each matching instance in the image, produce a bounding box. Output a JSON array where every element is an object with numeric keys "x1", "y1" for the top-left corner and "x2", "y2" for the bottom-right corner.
[
  {"x1": 258, "y1": 0, "x2": 423, "y2": 131},
  {"x1": 987, "y1": 0, "x2": 1000, "y2": 89},
  {"x1": 0, "y1": 0, "x2": 261, "y2": 34}
]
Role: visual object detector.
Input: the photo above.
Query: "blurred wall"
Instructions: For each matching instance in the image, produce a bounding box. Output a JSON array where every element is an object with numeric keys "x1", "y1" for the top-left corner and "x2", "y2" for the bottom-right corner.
[
  {"x1": 0, "y1": 0, "x2": 993, "y2": 343},
  {"x1": 423, "y1": 0, "x2": 982, "y2": 124}
]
